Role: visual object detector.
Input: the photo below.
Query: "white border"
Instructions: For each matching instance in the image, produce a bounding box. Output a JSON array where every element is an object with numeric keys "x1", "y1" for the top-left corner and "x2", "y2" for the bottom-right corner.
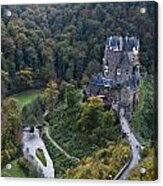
[{"x1": 0, "y1": 0, "x2": 162, "y2": 186}]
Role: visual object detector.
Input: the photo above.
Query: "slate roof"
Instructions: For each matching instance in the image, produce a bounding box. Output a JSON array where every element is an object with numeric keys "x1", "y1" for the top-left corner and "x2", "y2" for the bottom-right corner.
[
  {"x1": 90, "y1": 75, "x2": 115, "y2": 88},
  {"x1": 106, "y1": 36, "x2": 139, "y2": 52}
]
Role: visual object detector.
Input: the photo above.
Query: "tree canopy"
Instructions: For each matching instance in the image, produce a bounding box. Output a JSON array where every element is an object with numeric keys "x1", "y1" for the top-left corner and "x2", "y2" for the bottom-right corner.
[{"x1": 1, "y1": 2, "x2": 156, "y2": 97}]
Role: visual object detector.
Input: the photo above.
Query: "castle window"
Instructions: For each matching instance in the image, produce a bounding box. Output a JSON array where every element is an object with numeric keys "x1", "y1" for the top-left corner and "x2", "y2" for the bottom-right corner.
[
  {"x1": 136, "y1": 65, "x2": 140, "y2": 73},
  {"x1": 126, "y1": 70, "x2": 129, "y2": 75},
  {"x1": 117, "y1": 68, "x2": 121, "y2": 76}
]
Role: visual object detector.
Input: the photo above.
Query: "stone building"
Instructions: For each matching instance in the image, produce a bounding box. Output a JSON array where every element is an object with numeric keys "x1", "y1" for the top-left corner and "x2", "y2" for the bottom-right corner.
[
  {"x1": 84, "y1": 36, "x2": 141, "y2": 120},
  {"x1": 103, "y1": 36, "x2": 140, "y2": 85}
]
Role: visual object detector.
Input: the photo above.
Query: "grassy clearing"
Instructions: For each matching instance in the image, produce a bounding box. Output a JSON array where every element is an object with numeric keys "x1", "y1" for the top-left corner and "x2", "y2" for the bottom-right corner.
[
  {"x1": 12, "y1": 89, "x2": 42, "y2": 109},
  {"x1": 1, "y1": 159, "x2": 26, "y2": 177}
]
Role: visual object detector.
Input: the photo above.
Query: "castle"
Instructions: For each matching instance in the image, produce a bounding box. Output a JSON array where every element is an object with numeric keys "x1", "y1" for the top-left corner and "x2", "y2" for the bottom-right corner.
[{"x1": 84, "y1": 36, "x2": 141, "y2": 120}]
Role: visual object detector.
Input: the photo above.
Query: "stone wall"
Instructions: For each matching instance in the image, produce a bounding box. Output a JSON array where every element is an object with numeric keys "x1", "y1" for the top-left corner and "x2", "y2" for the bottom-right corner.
[{"x1": 104, "y1": 49, "x2": 134, "y2": 85}]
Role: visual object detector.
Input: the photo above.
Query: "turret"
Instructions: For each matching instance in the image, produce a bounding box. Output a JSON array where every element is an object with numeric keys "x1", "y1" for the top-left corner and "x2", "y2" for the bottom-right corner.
[{"x1": 105, "y1": 36, "x2": 139, "y2": 53}]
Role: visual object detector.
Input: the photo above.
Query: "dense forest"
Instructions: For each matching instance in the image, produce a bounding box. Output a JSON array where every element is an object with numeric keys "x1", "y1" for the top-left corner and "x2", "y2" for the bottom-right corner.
[
  {"x1": 1, "y1": 2, "x2": 157, "y2": 96},
  {"x1": 1, "y1": 2, "x2": 157, "y2": 180}
]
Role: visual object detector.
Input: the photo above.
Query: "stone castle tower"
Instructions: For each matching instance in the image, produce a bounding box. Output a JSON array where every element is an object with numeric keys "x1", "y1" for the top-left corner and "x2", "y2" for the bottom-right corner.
[
  {"x1": 103, "y1": 36, "x2": 140, "y2": 84},
  {"x1": 85, "y1": 36, "x2": 141, "y2": 120},
  {"x1": 103, "y1": 36, "x2": 141, "y2": 119}
]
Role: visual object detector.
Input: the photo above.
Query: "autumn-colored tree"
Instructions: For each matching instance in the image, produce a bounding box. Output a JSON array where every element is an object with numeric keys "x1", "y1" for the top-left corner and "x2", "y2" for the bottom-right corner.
[
  {"x1": 77, "y1": 96, "x2": 104, "y2": 132},
  {"x1": 128, "y1": 148, "x2": 157, "y2": 180},
  {"x1": 44, "y1": 80, "x2": 59, "y2": 110},
  {"x1": 15, "y1": 67, "x2": 34, "y2": 90},
  {"x1": 77, "y1": 96, "x2": 120, "y2": 144},
  {"x1": 66, "y1": 142, "x2": 131, "y2": 179},
  {"x1": 1, "y1": 2, "x2": 156, "y2": 94},
  {"x1": 1, "y1": 98, "x2": 22, "y2": 167}
]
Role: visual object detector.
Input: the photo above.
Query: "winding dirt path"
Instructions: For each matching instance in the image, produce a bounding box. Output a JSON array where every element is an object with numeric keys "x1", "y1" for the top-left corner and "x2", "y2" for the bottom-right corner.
[{"x1": 44, "y1": 127, "x2": 80, "y2": 162}]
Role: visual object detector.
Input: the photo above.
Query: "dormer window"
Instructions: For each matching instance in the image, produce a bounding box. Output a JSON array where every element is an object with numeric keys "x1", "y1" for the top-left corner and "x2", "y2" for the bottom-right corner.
[{"x1": 117, "y1": 68, "x2": 121, "y2": 76}]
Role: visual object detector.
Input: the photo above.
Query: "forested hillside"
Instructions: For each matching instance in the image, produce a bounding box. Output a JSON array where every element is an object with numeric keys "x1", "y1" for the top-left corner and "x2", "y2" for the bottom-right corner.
[
  {"x1": 1, "y1": 2, "x2": 156, "y2": 97},
  {"x1": 1, "y1": 2, "x2": 157, "y2": 180}
]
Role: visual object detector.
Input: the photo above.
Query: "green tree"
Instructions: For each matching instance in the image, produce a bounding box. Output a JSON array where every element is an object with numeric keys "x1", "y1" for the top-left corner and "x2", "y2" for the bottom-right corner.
[
  {"x1": 15, "y1": 67, "x2": 34, "y2": 91},
  {"x1": 128, "y1": 148, "x2": 157, "y2": 180},
  {"x1": 44, "y1": 80, "x2": 59, "y2": 110},
  {"x1": 77, "y1": 96, "x2": 105, "y2": 132},
  {"x1": 1, "y1": 2, "x2": 156, "y2": 94},
  {"x1": 77, "y1": 97, "x2": 120, "y2": 144},
  {"x1": 1, "y1": 70, "x2": 9, "y2": 98},
  {"x1": 1, "y1": 98, "x2": 22, "y2": 166},
  {"x1": 131, "y1": 76, "x2": 155, "y2": 146}
]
